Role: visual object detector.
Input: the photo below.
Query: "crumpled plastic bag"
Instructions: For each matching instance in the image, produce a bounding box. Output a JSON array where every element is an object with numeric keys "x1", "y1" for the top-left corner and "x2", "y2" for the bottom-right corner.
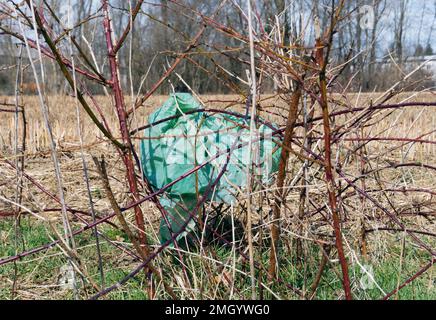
[{"x1": 140, "y1": 93, "x2": 280, "y2": 244}]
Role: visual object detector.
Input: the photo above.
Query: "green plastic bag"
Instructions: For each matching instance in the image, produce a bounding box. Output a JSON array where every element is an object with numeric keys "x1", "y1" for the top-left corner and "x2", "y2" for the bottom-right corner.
[{"x1": 139, "y1": 93, "x2": 280, "y2": 244}]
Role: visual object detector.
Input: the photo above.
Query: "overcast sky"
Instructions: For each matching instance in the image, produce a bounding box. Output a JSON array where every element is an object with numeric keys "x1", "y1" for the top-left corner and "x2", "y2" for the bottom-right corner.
[{"x1": 382, "y1": 1, "x2": 436, "y2": 53}]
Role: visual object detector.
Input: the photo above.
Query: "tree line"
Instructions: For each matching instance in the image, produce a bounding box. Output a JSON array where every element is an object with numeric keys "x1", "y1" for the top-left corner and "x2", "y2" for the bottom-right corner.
[{"x1": 0, "y1": 0, "x2": 434, "y2": 95}]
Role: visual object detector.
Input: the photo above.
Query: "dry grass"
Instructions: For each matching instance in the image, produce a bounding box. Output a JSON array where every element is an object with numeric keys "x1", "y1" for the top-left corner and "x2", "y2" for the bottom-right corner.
[{"x1": 1, "y1": 92, "x2": 435, "y2": 156}]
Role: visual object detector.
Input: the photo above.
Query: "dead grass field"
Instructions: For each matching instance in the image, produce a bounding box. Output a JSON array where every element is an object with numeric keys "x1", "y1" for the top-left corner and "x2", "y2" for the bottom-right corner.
[
  {"x1": 1, "y1": 92, "x2": 434, "y2": 220},
  {"x1": 1, "y1": 92, "x2": 435, "y2": 155}
]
